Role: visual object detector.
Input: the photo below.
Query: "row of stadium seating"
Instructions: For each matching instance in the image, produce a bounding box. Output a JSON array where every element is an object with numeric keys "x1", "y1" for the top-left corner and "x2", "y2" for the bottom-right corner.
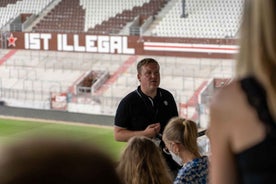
[
  {"x1": 0, "y1": 0, "x2": 244, "y2": 38},
  {"x1": 33, "y1": 0, "x2": 85, "y2": 33},
  {"x1": 88, "y1": 0, "x2": 168, "y2": 35},
  {"x1": 0, "y1": 0, "x2": 19, "y2": 7},
  {"x1": 0, "y1": 0, "x2": 53, "y2": 28},
  {"x1": 152, "y1": 0, "x2": 244, "y2": 38},
  {"x1": 80, "y1": 0, "x2": 150, "y2": 32}
]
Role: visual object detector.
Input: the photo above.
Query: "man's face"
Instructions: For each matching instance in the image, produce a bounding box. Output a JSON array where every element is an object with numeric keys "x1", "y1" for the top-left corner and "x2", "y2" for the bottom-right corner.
[{"x1": 138, "y1": 63, "x2": 160, "y2": 92}]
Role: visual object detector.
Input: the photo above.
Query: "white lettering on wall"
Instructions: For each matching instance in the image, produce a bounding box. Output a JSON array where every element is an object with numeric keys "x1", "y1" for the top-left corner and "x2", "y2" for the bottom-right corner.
[
  {"x1": 62, "y1": 34, "x2": 73, "y2": 51},
  {"x1": 122, "y1": 36, "x2": 135, "y2": 54},
  {"x1": 24, "y1": 33, "x2": 52, "y2": 50},
  {"x1": 98, "y1": 36, "x2": 109, "y2": 53},
  {"x1": 74, "y1": 35, "x2": 85, "y2": 52},
  {"x1": 24, "y1": 33, "x2": 135, "y2": 54},
  {"x1": 24, "y1": 33, "x2": 29, "y2": 49},
  {"x1": 57, "y1": 34, "x2": 62, "y2": 51},
  {"x1": 86, "y1": 35, "x2": 97, "y2": 52},
  {"x1": 110, "y1": 36, "x2": 122, "y2": 53},
  {"x1": 40, "y1": 34, "x2": 51, "y2": 50}
]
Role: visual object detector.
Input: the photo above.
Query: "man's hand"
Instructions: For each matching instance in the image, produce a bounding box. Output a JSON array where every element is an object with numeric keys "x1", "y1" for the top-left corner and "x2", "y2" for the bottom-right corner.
[
  {"x1": 114, "y1": 123, "x2": 161, "y2": 142},
  {"x1": 144, "y1": 123, "x2": 161, "y2": 138}
]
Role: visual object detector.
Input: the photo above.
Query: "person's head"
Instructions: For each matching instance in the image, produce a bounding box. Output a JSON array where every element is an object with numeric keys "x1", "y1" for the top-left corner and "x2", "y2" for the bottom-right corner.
[
  {"x1": 0, "y1": 136, "x2": 122, "y2": 184},
  {"x1": 163, "y1": 117, "x2": 200, "y2": 164},
  {"x1": 237, "y1": 0, "x2": 276, "y2": 117},
  {"x1": 137, "y1": 58, "x2": 160, "y2": 94},
  {"x1": 117, "y1": 136, "x2": 172, "y2": 184}
]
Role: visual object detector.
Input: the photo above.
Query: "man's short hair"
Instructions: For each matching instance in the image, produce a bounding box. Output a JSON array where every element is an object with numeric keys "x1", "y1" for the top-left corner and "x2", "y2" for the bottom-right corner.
[{"x1": 137, "y1": 58, "x2": 159, "y2": 74}]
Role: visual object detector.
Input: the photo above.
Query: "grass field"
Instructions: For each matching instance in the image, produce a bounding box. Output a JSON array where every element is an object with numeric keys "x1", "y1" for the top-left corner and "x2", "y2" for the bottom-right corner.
[{"x1": 0, "y1": 117, "x2": 126, "y2": 160}]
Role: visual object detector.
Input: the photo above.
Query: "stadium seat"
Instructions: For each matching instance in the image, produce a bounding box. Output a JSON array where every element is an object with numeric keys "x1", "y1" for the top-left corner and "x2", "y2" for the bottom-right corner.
[{"x1": 152, "y1": 0, "x2": 244, "y2": 38}]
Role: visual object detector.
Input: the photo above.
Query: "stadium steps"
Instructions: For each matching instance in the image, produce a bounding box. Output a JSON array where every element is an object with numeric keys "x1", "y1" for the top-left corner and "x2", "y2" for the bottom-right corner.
[
  {"x1": 87, "y1": 0, "x2": 169, "y2": 35},
  {"x1": 24, "y1": 0, "x2": 62, "y2": 32},
  {"x1": 143, "y1": 0, "x2": 179, "y2": 36},
  {"x1": 32, "y1": 0, "x2": 85, "y2": 33}
]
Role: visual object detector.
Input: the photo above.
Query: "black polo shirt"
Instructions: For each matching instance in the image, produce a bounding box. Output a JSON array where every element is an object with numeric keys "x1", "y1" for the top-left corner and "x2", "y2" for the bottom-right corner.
[{"x1": 114, "y1": 86, "x2": 178, "y2": 133}]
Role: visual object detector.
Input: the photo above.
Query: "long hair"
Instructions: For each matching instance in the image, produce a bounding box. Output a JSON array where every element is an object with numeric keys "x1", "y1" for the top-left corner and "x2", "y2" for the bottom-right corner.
[
  {"x1": 163, "y1": 117, "x2": 200, "y2": 157},
  {"x1": 237, "y1": 0, "x2": 276, "y2": 119},
  {"x1": 117, "y1": 136, "x2": 172, "y2": 184}
]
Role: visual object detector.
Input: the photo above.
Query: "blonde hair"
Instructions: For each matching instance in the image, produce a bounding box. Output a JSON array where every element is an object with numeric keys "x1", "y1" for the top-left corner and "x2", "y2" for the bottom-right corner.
[
  {"x1": 163, "y1": 117, "x2": 200, "y2": 157},
  {"x1": 117, "y1": 136, "x2": 172, "y2": 184},
  {"x1": 237, "y1": 0, "x2": 276, "y2": 119}
]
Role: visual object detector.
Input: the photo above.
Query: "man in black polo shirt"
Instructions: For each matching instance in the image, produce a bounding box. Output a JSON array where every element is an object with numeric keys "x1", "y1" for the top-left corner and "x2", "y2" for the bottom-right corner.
[{"x1": 114, "y1": 57, "x2": 180, "y2": 174}]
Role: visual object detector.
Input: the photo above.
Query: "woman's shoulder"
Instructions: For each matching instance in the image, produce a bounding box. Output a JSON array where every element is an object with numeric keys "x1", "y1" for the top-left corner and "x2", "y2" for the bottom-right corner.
[
  {"x1": 208, "y1": 78, "x2": 250, "y2": 137},
  {"x1": 180, "y1": 156, "x2": 208, "y2": 173},
  {"x1": 175, "y1": 157, "x2": 208, "y2": 183},
  {"x1": 210, "y1": 79, "x2": 242, "y2": 113},
  {"x1": 190, "y1": 156, "x2": 209, "y2": 168}
]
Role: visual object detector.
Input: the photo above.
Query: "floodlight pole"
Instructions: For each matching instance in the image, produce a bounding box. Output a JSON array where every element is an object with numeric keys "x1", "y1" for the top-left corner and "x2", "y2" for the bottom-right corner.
[{"x1": 181, "y1": 0, "x2": 188, "y2": 18}]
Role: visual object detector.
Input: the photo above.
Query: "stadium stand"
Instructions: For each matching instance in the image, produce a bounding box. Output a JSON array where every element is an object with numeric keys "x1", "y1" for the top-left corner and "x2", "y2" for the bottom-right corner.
[
  {"x1": 31, "y1": 0, "x2": 168, "y2": 34},
  {"x1": 0, "y1": 47, "x2": 234, "y2": 118},
  {"x1": 151, "y1": 0, "x2": 244, "y2": 38},
  {"x1": 86, "y1": 0, "x2": 169, "y2": 35},
  {"x1": 33, "y1": 0, "x2": 85, "y2": 33},
  {"x1": 0, "y1": 0, "x2": 244, "y2": 38},
  {"x1": 80, "y1": 0, "x2": 151, "y2": 32},
  {"x1": 0, "y1": 0, "x2": 53, "y2": 29}
]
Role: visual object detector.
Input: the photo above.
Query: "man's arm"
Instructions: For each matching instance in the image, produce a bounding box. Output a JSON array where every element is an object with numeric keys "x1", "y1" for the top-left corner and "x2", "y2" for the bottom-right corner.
[{"x1": 114, "y1": 123, "x2": 160, "y2": 142}]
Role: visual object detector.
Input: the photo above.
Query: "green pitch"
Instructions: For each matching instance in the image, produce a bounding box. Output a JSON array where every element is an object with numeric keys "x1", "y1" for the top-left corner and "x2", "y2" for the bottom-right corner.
[{"x1": 0, "y1": 117, "x2": 126, "y2": 160}]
